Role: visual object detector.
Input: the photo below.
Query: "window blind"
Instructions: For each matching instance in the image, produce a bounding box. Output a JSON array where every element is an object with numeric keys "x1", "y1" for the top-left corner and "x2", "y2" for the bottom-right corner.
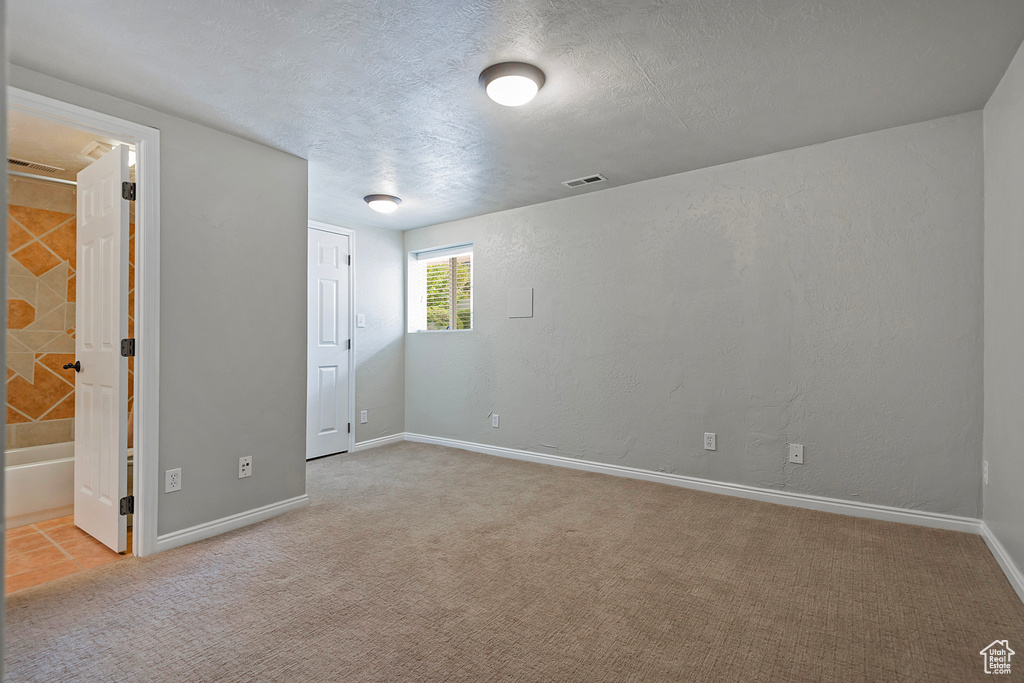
[{"x1": 423, "y1": 252, "x2": 472, "y2": 330}]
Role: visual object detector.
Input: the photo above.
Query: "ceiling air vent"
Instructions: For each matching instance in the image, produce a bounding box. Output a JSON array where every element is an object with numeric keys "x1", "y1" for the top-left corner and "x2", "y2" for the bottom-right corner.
[
  {"x1": 7, "y1": 157, "x2": 65, "y2": 173},
  {"x1": 561, "y1": 173, "x2": 607, "y2": 189}
]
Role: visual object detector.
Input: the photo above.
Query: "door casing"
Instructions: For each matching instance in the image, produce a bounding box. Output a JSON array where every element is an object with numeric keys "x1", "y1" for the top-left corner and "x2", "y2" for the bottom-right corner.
[{"x1": 8, "y1": 87, "x2": 161, "y2": 557}]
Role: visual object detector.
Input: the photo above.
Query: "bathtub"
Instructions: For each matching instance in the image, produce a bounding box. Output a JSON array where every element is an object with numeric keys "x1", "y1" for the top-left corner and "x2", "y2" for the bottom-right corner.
[{"x1": 5, "y1": 442, "x2": 133, "y2": 528}]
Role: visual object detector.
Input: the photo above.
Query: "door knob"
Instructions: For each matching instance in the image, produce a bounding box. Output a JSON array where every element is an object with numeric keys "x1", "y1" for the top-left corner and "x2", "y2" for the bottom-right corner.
[{"x1": 63, "y1": 361, "x2": 81, "y2": 373}]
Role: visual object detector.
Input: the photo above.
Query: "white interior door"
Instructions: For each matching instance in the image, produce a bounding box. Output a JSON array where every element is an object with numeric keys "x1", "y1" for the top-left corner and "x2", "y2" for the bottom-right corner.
[
  {"x1": 307, "y1": 228, "x2": 351, "y2": 459},
  {"x1": 74, "y1": 145, "x2": 130, "y2": 552}
]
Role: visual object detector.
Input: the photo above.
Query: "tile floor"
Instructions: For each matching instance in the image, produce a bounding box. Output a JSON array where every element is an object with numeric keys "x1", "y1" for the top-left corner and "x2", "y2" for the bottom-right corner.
[{"x1": 5, "y1": 515, "x2": 131, "y2": 594}]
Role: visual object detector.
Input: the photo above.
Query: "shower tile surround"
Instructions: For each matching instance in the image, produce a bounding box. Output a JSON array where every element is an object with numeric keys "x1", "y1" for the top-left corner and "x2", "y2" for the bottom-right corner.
[{"x1": 5, "y1": 197, "x2": 136, "y2": 449}]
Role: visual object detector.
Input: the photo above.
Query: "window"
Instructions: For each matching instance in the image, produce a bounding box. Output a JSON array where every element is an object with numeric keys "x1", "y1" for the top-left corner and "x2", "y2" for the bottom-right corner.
[{"x1": 408, "y1": 244, "x2": 472, "y2": 332}]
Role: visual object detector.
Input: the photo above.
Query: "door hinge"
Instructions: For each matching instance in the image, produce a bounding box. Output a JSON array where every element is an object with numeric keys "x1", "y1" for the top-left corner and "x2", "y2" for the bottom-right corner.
[
  {"x1": 348, "y1": 423, "x2": 352, "y2": 434},
  {"x1": 348, "y1": 254, "x2": 351, "y2": 266},
  {"x1": 121, "y1": 338, "x2": 136, "y2": 357},
  {"x1": 121, "y1": 181, "x2": 136, "y2": 201},
  {"x1": 347, "y1": 339, "x2": 351, "y2": 350},
  {"x1": 119, "y1": 495, "x2": 134, "y2": 515}
]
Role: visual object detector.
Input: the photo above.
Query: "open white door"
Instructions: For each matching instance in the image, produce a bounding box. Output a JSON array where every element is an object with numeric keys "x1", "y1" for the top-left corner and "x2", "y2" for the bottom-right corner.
[
  {"x1": 74, "y1": 145, "x2": 130, "y2": 552},
  {"x1": 307, "y1": 228, "x2": 351, "y2": 459}
]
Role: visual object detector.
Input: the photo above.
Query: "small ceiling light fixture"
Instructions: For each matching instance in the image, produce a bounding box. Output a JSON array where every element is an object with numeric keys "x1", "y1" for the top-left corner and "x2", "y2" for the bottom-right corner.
[
  {"x1": 479, "y1": 62, "x2": 545, "y2": 107},
  {"x1": 364, "y1": 194, "x2": 402, "y2": 214}
]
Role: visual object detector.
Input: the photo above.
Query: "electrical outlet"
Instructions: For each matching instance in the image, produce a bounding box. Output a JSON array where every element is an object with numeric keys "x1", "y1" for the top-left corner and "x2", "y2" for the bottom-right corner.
[
  {"x1": 492, "y1": 414, "x2": 500, "y2": 428},
  {"x1": 239, "y1": 456, "x2": 252, "y2": 479},
  {"x1": 983, "y1": 460, "x2": 989, "y2": 486},
  {"x1": 789, "y1": 444, "x2": 804, "y2": 464},
  {"x1": 165, "y1": 468, "x2": 181, "y2": 493},
  {"x1": 704, "y1": 432, "x2": 716, "y2": 451},
  {"x1": 360, "y1": 410, "x2": 368, "y2": 424}
]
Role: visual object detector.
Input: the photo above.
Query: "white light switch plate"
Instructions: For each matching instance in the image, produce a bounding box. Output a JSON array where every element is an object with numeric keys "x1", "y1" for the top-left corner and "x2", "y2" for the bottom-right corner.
[{"x1": 356, "y1": 313, "x2": 366, "y2": 328}]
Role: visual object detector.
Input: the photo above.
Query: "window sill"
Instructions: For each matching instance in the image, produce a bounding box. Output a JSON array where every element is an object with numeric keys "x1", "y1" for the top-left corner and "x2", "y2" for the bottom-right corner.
[{"x1": 408, "y1": 329, "x2": 474, "y2": 334}]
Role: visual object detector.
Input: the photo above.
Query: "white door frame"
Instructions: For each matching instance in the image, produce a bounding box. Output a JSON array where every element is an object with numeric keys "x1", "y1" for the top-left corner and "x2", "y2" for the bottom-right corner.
[
  {"x1": 308, "y1": 220, "x2": 355, "y2": 456},
  {"x1": 8, "y1": 87, "x2": 161, "y2": 558}
]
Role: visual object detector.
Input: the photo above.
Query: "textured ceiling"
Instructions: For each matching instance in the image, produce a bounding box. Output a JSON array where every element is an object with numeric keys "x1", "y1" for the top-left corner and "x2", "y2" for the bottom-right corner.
[
  {"x1": 9, "y1": 0, "x2": 1024, "y2": 231},
  {"x1": 7, "y1": 109, "x2": 125, "y2": 181}
]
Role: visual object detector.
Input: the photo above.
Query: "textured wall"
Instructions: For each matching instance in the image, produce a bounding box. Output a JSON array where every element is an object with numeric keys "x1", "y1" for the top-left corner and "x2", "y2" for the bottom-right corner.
[
  {"x1": 405, "y1": 112, "x2": 984, "y2": 517},
  {"x1": 10, "y1": 66, "x2": 310, "y2": 537},
  {"x1": 306, "y1": 220, "x2": 406, "y2": 443},
  {"x1": 984, "y1": 40, "x2": 1024, "y2": 576}
]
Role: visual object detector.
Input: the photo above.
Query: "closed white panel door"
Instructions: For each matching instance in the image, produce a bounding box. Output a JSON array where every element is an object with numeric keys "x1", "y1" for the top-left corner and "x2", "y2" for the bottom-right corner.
[
  {"x1": 307, "y1": 229, "x2": 351, "y2": 459},
  {"x1": 75, "y1": 145, "x2": 129, "y2": 552}
]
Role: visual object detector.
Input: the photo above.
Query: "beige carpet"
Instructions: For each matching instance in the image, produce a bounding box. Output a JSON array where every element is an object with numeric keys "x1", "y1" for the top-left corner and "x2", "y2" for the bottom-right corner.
[{"x1": 5, "y1": 442, "x2": 1023, "y2": 681}]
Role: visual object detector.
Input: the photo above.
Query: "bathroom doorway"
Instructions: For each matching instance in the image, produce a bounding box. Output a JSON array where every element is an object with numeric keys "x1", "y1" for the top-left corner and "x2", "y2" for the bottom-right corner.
[{"x1": 4, "y1": 88, "x2": 161, "y2": 593}]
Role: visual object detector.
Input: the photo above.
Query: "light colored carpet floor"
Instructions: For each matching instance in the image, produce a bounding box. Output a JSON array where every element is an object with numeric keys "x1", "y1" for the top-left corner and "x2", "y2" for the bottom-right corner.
[{"x1": 6, "y1": 441, "x2": 1024, "y2": 681}]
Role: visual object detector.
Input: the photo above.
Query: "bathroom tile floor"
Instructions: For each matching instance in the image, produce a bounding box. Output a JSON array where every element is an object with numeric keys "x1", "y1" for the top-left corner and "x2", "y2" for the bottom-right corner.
[{"x1": 5, "y1": 515, "x2": 131, "y2": 594}]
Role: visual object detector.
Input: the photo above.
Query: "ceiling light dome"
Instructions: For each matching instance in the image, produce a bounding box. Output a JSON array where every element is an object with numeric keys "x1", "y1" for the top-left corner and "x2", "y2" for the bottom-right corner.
[
  {"x1": 364, "y1": 194, "x2": 402, "y2": 214},
  {"x1": 479, "y1": 62, "x2": 545, "y2": 107}
]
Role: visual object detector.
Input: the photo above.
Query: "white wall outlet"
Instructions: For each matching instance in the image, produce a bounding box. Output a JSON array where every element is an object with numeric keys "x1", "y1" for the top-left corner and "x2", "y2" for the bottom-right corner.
[
  {"x1": 983, "y1": 460, "x2": 989, "y2": 486},
  {"x1": 165, "y1": 468, "x2": 181, "y2": 493},
  {"x1": 239, "y1": 456, "x2": 252, "y2": 479},
  {"x1": 360, "y1": 410, "x2": 368, "y2": 424},
  {"x1": 704, "y1": 432, "x2": 716, "y2": 451},
  {"x1": 789, "y1": 443, "x2": 804, "y2": 464},
  {"x1": 491, "y1": 414, "x2": 500, "y2": 428},
  {"x1": 356, "y1": 313, "x2": 366, "y2": 328}
]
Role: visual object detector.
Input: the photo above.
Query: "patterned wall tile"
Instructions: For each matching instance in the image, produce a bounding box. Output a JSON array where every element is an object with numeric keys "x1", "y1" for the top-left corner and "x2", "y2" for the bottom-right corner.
[
  {"x1": 45, "y1": 394, "x2": 74, "y2": 421},
  {"x1": 8, "y1": 300, "x2": 35, "y2": 329},
  {"x1": 7, "y1": 365, "x2": 73, "y2": 420},
  {"x1": 7, "y1": 406, "x2": 31, "y2": 425},
  {"x1": 9, "y1": 206, "x2": 72, "y2": 236},
  {"x1": 7, "y1": 205, "x2": 134, "y2": 448},
  {"x1": 40, "y1": 220, "x2": 76, "y2": 268},
  {"x1": 36, "y1": 354, "x2": 75, "y2": 380},
  {"x1": 8, "y1": 222, "x2": 33, "y2": 252},
  {"x1": 12, "y1": 242, "x2": 61, "y2": 277}
]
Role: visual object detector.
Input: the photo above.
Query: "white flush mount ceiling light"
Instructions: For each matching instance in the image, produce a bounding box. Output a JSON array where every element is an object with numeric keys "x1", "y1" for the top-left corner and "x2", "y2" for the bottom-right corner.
[
  {"x1": 364, "y1": 194, "x2": 402, "y2": 214},
  {"x1": 479, "y1": 62, "x2": 546, "y2": 107}
]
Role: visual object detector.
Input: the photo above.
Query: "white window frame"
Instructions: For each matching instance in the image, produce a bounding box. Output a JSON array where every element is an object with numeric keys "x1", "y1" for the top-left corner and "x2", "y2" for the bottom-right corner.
[{"x1": 407, "y1": 243, "x2": 473, "y2": 333}]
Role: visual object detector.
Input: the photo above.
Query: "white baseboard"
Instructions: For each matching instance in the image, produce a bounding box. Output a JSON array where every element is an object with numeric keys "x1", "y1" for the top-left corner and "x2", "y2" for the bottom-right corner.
[
  {"x1": 981, "y1": 522, "x2": 1024, "y2": 604},
  {"x1": 404, "y1": 433, "x2": 982, "y2": 534},
  {"x1": 353, "y1": 433, "x2": 407, "y2": 452},
  {"x1": 155, "y1": 494, "x2": 309, "y2": 553}
]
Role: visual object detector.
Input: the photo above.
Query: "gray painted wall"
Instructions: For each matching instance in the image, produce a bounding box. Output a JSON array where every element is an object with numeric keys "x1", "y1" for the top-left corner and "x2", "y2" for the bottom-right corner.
[
  {"x1": 405, "y1": 112, "x2": 984, "y2": 517},
  {"x1": 10, "y1": 66, "x2": 309, "y2": 536},
  {"x1": 984, "y1": 40, "x2": 1024, "y2": 575},
  {"x1": 306, "y1": 219, "x2": 406, "y2": 443}
]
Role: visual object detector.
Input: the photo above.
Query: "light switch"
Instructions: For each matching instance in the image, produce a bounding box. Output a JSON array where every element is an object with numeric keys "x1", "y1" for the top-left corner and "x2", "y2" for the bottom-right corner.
[
  {"x1": 356, "y1": 313, "x2": 366, "y2": 328},
  {"x1": 508, "y1": 288, "x2": 534, "y2": 318}
]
